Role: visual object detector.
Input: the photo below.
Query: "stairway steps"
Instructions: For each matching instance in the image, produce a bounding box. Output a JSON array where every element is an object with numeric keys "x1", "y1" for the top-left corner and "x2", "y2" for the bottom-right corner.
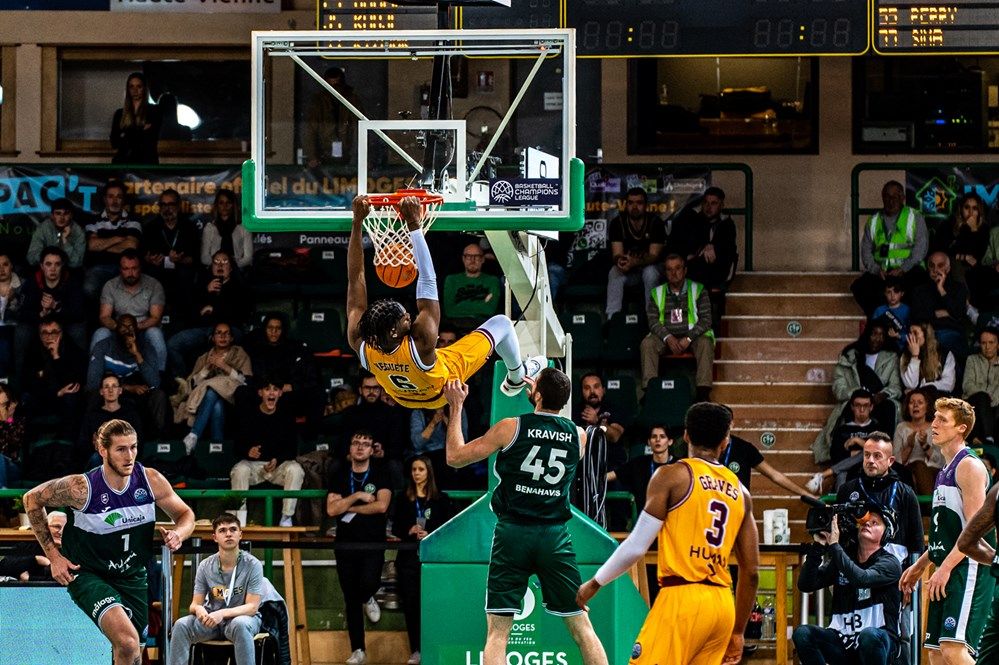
[
  {"x1": 724, "y1": 316, "x2": 863, "y2": 339},
  {"x1": 716, "y1": 360, "x2": 836, "y2": 383},
  {"x1": 733, "y1": 428, "x2": 820, "y2": 451},
  {"x1": 726, "y1": 293, "x2": 861, "y2": 317},
  {"x1": 717, "y1": 338, "x2": 851, "y2": 362},
  {"x1": 728, "y1": 404, "x2": 834, "y2": 429},
  {"x1": 712, "y1": 382, "x2": 833, "y2": 405},
  {"x1": 729, "y1": 272, "x2": 857, "y2": 294}
]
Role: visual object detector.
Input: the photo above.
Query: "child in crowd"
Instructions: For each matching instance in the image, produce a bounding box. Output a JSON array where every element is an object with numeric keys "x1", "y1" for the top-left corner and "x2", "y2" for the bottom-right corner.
[{"x1": 872, "y1": 278, "x2": 909, "y2": 350}]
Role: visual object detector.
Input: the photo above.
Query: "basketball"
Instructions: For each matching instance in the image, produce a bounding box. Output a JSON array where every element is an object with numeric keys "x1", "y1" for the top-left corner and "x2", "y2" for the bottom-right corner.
[{"x1": 375, "y1": 242, "x2": 418, "y2": 288}]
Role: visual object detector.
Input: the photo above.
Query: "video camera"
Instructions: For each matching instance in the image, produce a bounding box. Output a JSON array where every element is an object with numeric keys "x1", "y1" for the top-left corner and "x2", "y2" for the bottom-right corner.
[{"x1": 801, "y1": 496, "x2": 871, "y2": 547}]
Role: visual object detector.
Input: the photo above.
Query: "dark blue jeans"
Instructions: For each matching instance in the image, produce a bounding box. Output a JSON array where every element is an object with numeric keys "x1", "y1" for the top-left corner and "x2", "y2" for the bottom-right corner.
[{"x1": 793, "y1": 625, "x2": 894, "y2": 665}]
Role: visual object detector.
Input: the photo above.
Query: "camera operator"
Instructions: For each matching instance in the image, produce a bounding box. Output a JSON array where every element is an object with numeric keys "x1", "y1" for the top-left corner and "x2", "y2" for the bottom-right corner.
[{"x1": 793, "y1": 503, "x2": 902, "y2": 665}]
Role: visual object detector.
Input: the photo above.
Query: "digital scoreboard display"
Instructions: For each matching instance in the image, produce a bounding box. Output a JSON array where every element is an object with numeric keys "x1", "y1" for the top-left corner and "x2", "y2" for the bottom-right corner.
[
  {"x1": 565, "y1": 0, "x2": 869, "y2": 57},
  {"x1": 318, "y1": 1, "x2": 433, "y2": 30},
  {"x1": 459, "y1": 0, "x2": 561, "y2": 29},
  {"x1": 875, "y1": 1, "x2": 999, "y2": 54}
]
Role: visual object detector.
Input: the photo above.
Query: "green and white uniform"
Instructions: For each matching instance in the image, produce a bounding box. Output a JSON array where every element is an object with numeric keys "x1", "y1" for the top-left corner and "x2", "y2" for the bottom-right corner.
[
  {"x1": 62, "y1": 463, "x2": 157, "y2": 640},
  {"x1": 488, "y1": 412, "x2": 582, "y2": 616},
  {"x1": 925, "y1": 448, "x2": 996, "y2": 655}
]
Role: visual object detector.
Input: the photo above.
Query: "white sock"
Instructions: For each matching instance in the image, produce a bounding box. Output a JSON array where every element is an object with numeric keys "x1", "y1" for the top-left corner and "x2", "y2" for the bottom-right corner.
[
  {"x1": 477, "y1": 315, "x2": 524, "y2": 382},
  {"x1": 279, "y1": 514, "x2": 293, "y2": 527}
]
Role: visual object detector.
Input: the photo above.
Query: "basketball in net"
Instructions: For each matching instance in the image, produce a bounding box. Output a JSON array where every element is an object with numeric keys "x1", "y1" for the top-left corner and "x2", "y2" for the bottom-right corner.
[{"x1": 364, "y1": 189, "x2": 443, "y2": 290}]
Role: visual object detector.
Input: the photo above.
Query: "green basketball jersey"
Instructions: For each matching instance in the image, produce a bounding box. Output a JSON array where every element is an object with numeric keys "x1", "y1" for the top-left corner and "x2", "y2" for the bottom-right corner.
[
  {"x1": 61, "y1": 463, "x2": 157, "y2": 580},
  {"x1": 491, "y1": 412, "x2": 581, "y2": 523},
  {"x1": 930, "y1": 447, "x2": 994, "y2": 566}
]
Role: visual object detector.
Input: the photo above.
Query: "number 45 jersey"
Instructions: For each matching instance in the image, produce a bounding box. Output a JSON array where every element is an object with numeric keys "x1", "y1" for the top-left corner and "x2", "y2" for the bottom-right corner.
[
  {"x1": 61, "y1": 463, "x2": 157, "y2": 580},
  {"x1": 492, "y1": 412, "x2": 581, "y2": 523},
  {"x1": 657, "y1": 457, "x2": 746, "y2": 587}
]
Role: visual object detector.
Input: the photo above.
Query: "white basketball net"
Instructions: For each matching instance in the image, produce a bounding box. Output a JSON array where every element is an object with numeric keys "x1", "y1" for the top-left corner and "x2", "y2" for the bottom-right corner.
[{"x1": 363, "y1": 193, "x2": 443, "y2": 268}]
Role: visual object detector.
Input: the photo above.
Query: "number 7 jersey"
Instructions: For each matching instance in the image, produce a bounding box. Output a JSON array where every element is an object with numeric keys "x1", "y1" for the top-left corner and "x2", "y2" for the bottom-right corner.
[
  {"x1": 657, "y1": 457, "x2": 746, "y2": 587},
  {"x1": 491, "y1": 412, "x2": 581, "y2": 523}
]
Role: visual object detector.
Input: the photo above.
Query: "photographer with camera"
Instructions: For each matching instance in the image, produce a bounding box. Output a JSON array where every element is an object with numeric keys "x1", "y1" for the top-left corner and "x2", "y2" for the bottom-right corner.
[{"x1": 793, "y1": 502, "x2": 902, "y2": 665}]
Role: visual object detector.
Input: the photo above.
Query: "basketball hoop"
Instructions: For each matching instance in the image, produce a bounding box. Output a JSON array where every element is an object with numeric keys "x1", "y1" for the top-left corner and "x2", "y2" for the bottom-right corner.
[{"x1": 364, "y1": 189, "x2": 444, "y2": 269}]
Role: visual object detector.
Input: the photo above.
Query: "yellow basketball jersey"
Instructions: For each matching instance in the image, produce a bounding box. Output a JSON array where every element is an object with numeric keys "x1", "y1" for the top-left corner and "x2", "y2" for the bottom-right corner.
[
  {"x1": 656, "y1": 457, "x2": 746, "y2": 587},
  {"x1": 361, "y1": 337, "x2": 450, "y2": 408}
]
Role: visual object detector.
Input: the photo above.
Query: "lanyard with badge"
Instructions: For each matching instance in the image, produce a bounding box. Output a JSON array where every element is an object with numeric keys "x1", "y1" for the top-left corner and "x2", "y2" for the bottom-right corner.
[
  {"x1": 217, "y1": 551, "x2": 241, "y2": 608},
  {"x1": 415, "y1": 498, "x2": 427, "y2": 529},
  {"x1": 343, "y1": 469, "x2": 371, "y2": 523}
]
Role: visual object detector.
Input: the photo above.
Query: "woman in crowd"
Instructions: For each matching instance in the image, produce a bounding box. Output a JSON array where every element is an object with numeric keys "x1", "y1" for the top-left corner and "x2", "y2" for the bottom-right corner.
[
  {"x1": 900, "y1": 322, "x2": 956, "y2": 394},
  {"x1": 894, "y1": 387, "x2": 944, "y2": 496},
  {"x1": 201, "y1": 190, "x2": 253, "y2": 271},
  {"x1": 410, "y1": 403, "x2": 467, "y2": 490},
  {"x1": 110, "y1": 72, "x2": 161, "y2": 164},
  {"x1": 174, "y1": 321, "x2": 251, "y2": 454},
  {"x1": 391, "y1": 456, "x2": 453, "y2": 665},
  {"x1": 0, "y1": 252, "x2": 25, "y2": 381},
  {"x1": 931, "y1": 191, "x2": 989, "y2": 285}
]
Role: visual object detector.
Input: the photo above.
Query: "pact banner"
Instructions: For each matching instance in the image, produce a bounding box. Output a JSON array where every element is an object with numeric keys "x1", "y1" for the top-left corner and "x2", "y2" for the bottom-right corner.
[{"x1": 905, "y1": 166, "x2": 999, "y2": 227}]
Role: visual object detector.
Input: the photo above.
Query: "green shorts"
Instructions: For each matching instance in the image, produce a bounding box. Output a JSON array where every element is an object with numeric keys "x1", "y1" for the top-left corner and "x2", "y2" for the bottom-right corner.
[
  {"x1": 925, "y1": 559, "x2": 996, "y2": 655},
  {"x1": 68, "y1": 570, "x2": 148, "y2": 643},
  {"x1": 974, "y1": 590, "x2": 999, "y2": 664},
  {"x1": 486, "y1": 519, "x2": 582, "y2": 616}
]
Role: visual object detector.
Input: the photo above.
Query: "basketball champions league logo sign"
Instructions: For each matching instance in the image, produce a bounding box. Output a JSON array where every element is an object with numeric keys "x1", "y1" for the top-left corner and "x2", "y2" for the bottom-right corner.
[{"x1": 489, "y1": 179, "x2": 561, "y2": 206}]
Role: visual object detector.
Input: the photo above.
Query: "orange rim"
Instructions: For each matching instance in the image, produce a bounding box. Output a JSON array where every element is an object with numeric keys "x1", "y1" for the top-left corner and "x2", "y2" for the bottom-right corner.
[{"x1": 367, "y1": 188, "x2": 444, "y2": 210}]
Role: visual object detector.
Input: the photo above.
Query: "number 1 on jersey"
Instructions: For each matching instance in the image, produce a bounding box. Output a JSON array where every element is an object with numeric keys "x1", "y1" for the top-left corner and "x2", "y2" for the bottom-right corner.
[
  {"x1": 705, "y1": 500, "x2": 729, "y2": 547},
  {"x1": 121, "y1": 533, "x2": 130, "y2": 552}
]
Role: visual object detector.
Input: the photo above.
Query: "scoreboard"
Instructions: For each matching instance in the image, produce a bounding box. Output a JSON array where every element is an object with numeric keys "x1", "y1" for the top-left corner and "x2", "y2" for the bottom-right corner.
[{"x1": 875, "y1": 1, "x2": 999, "y2": 54}]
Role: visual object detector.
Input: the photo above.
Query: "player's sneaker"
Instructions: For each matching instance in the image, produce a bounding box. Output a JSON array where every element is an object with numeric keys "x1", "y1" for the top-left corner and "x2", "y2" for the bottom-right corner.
[
  {"x1": 499, "y1": 356, "x2": 547, "y2": 397},
  {"x1": 364, "y1": 596, "x2": 381, "y2": 623},
  {"x1": 346, "y1": 649, "x2": 367, "y2": 664}
]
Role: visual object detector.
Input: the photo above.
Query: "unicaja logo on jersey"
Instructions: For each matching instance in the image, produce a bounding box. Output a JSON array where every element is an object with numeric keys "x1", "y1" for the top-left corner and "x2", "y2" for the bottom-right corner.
[
  {"x1": 491, "y1": 180, "x2": 515, "y2": 203},
  {"x1": 104, "y1": 512, "x2": 123, "y2": 526}
]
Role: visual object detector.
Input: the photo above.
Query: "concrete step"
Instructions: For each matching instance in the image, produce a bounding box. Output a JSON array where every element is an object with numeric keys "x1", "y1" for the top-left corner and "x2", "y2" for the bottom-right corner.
[
  {"x1": 752, "y1": 474, "x2": 822, "y2": 496},
  {"x1": 754, "y1": 497, "x2": 810, "y2": 520},
  {"x1": 724, "y1": 316, "x2": 863, "y2": 340},
  {"x1": 734, "y1": 428, "x2": 821, "y2": 452},
  {"x1": 716, "y1": 360, "x2": 836, "y2": 383},
  {"x1": 728, "y1": 404, "x2": 834, "y2": 429},
  {"x1": 717, "y1": 338, "x2": 849, "y2": 362},
  {"x1": 729, "y1": 271, "x2": 857, "y2": 294},
  {"x1": 726, "y1": 293, "x2": 862, "y2": 317},
  {"x1": 712, "y1": 382, "x2": 833, "y2": 405}
]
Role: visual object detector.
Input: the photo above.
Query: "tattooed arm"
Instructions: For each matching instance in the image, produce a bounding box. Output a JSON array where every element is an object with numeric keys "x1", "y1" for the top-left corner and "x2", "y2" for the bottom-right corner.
[
  {"x1": 22, "y1": 474, "x2": 87, "y2": 585},
  {"x1": 958, "y1": 482, "x2": 999, "y2": 566}
]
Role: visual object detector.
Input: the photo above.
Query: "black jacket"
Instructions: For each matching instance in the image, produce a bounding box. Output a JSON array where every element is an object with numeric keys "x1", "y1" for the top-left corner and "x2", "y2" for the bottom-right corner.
[{"x1": 837, "y1": 469, "x2": 924, "y2": 563}]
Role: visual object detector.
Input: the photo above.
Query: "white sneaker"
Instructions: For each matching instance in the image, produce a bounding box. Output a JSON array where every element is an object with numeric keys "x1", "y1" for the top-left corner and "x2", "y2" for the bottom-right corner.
[
  {"x1": 500, "y1": 356, "x2": 547, "y2": 397},
  {"x1": 183, "y1": 432, "x2": 198, "y2": 455},
  {"x1": 408, "y1": 651, "x2": 421, "y2": 664},
  {"x1": 279, "y1": 515, "x2": 293, "y2": 527},
  {"x1": 806, "y1": 472, "x2": 824, "y2": 495},
  {"x1": 364, "y1": 596, "x2": 381, "y2": 623},
  {"x1": 345, "y1": 649, "x2": 367, "y2": 664}
]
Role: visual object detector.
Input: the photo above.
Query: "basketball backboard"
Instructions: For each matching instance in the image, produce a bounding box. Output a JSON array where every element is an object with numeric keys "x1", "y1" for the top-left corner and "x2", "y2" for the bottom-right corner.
[{"x1": 243, "y1": 29, "x2": 580, "y2": 233}]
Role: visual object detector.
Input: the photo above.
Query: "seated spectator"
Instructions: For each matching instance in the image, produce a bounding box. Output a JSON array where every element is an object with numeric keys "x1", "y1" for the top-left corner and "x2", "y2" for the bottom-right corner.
[
  {"x1": 852, "y1": 180, "x2": 928, "y2": 316},
  {"x1": 573, "y1": 373, "x2": 628, "y2": 467},
  {"x1": 167, "y1": 513, "x2": 264, "y2": 665},
  {"x1": 984, "y1": 452, "x2": 999, "y2": 487},
  {"x1": 963, "y1": 327, "x2": 999, "y2": 443},
  {"x1": 0, "y1": 385, "x2": 24, "y2": 488},
  {"x1": 410, "y1": 404, "x2": 467, "y2": 490},
  {"x1": 201, "y1": 190, "x2": 252, "y2": 272},
  {"x1": 808, "y1": 391, "x2": 883, "y2": 493},
  {"x1": 0, "y1": 510, "x2": 65, "y2": 581},
  {"x1": 895, "y1": 387, "x2": 943, "y2": 496},
  {"x1": 110, "y1": 72, "x2": 160, "y2": 165},
  {"x1": 142, "y1": 188, "x2": 200, "y2": 323},
  {"x1": 640, "y1": 254, "x2": 714, "y2": 402},
  {"x1": 900, "y1": 322, "x2": 956, "y2": 395},
  {"x1": 606, "y1": 424, "x2": 674, "y2": 510},
  {"x1": 16, "y1": 247, "x2": 87, "y2": 362},
  {"x1": 391, "y1": 456, "x2": 453, "y2": 665},
  {"x1": 606, "y1": 186, "x2": 665, "y2": 318},
  {"x1": 231, "y1": 379, "x2": 303, "y2": 527},
  {"x1": 26, "y1": 199, "x2": 85, "y2": 269},
  {"x1": 442, "y1": 243, "x2": 501, "y2": 329},
  {"x1": 86, "y1": 313, "x2": 168, "y2": 433},
  {"x1": 812, "y1": 320, "x2": 901, "y2": 464},
  {"x1": 167, "y1": 250, "x2": 250, "y2": 378},
  {"x1": 793, "y1": 503, "x2": 902, "y2": 665},
  {"x1": 871, "y1": 278, "x2": 909, "y2": 351},
  {"x1": 242, "y1": 313, "x2": 322, "y2": 439},
  {"x1": 175, "y1": 322, "x2": 251, "y2": 455},
  {"x1": 930, "y1": 191, "x2": 989, "y2": 295},
  {"x1": 673, "y1": 186, "x2": 738, "y2": 318},
  {"x1": 22, "y1": 316, "x2": 85, "y2": 441},
  {"x1": 326, "y1": 430, "x2": 393, "y2": 665},
  {"x1": 436, "y1": 324, "x2": 458, "y2": 348},
  {"x1": 78, "y1": 374, "x2": 143, "y2": 470},
  {"x1": 909, "y1": 251, "x2": 970, "y2": 358},
  {"x1": 91, "y1": 250, "x2": 166, "y2": 372},
  {"x1": 83, "y1": 179, "x2": 142, "y2": 300},
  {"x1": 0, "y1": 251, "x2": 25, "y2": 380}
]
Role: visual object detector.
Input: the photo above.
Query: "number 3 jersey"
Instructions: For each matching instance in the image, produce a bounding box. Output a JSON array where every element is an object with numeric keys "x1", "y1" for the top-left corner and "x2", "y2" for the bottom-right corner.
[
  {"x1": 61, "y1": 463, "x2": 156, "y2": 579},
  {"x1": 657, "y1": 457, "x2": 746, "y2": 587},
  {"x1": 491, "y1": 412, "x2": 580, "y2": 523}
]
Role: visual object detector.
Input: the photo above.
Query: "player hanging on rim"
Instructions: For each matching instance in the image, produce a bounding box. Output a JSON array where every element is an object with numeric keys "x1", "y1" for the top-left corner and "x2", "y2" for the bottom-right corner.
[
  {"x1": 23, "y1": 419, "x2": 195, "y2": 665},
  {"x1": 347, "y1": 194, "x2": 546, "y2": 409}
]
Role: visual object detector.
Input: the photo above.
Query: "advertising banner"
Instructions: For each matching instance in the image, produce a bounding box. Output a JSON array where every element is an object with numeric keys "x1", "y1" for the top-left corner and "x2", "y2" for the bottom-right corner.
[{"x1": 905, "y1": 165, "x2": 999, "y2": 227}]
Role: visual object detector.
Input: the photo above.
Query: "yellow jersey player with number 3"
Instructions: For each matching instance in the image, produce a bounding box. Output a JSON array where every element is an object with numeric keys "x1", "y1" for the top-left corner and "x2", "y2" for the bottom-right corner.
[
  {"x1": 346, "y1": 195, "x2": 545, "y2": 409},
  {"x1": 577, "y1": 403, "x2": 761, "y2": 665}
]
